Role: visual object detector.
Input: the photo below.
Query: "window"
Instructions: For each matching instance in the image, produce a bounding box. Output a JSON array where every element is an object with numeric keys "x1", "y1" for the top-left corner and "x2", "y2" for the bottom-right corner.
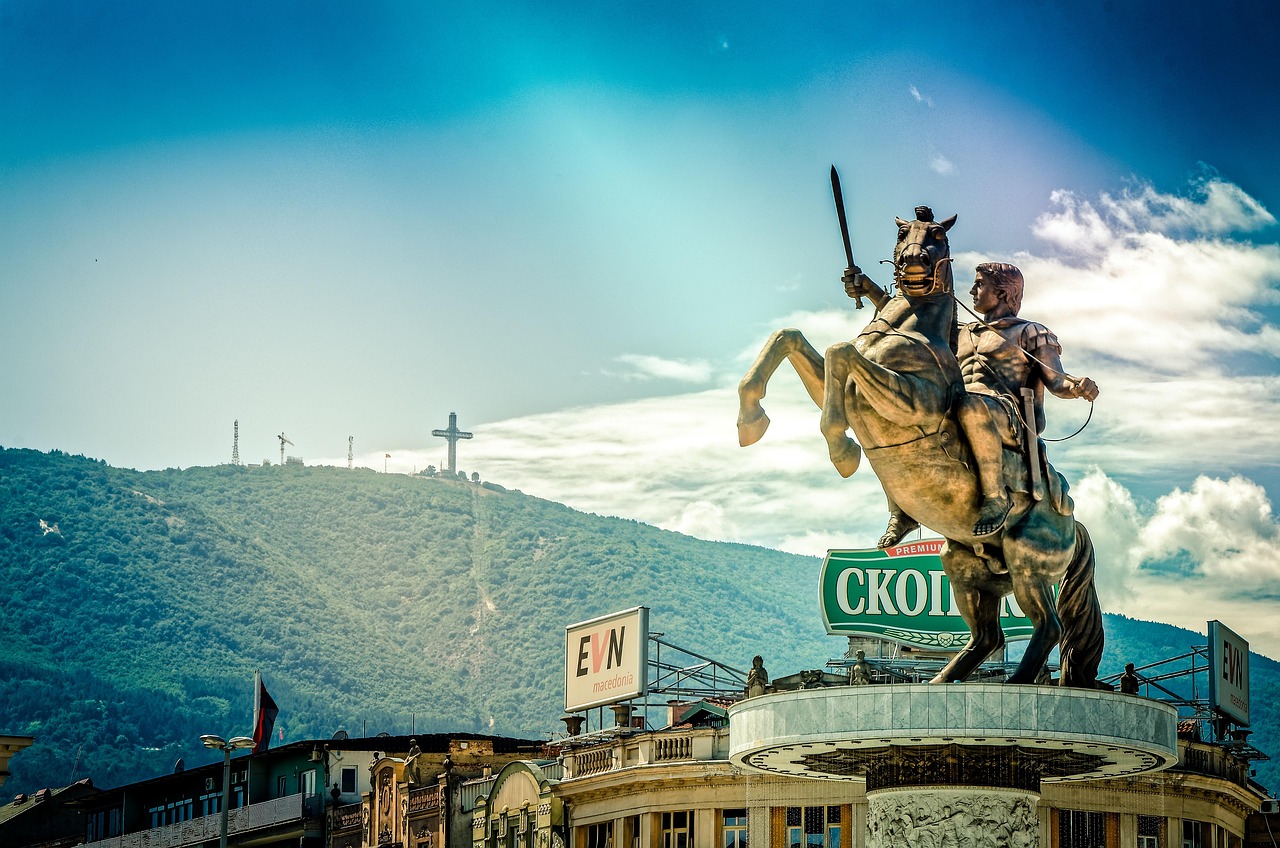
[
  {"x1": 1059, "y1": 811, "x2": 1105, "y2": 848},
  {"x1": 200, "y1": 792, "x2": 220, "y2": 817},
  {"x1": 341, "y1": 766, "x2": 358, "y2": 794},
  {"x1": 785, "y1": 807, "x2": 840, "y2": 848},
  {"x1": 587, "y1": 822, "x2": 613, "y2": 848},
  {"x1": 87, "y1": 811, "x2": 106, "y2": 841},
  {"x1": 1182, "y1": 821, "x2": 1205, "y2": 848},
  {"x1": 1138, "y1": 815, "x2": 1162, "y2": 848},
  {"x1": 662, "y1": 812, "x2": 693, "y2": 848},
  {"x1": 278, "y1": 776, "x2": 289, "y2": 798},
  {"x1": 723, "y1": 809, "x2": 748, "y2": 848}
]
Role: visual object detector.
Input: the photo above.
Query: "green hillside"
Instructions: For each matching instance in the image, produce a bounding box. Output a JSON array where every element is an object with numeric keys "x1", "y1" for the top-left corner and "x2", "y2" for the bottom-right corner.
[{"x1": 1, "y1": 447, "x2": 1276, "y2": 795}]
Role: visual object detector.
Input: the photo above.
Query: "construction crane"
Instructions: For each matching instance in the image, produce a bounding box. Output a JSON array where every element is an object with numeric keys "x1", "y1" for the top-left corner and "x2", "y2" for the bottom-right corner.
[{"x1": 278, "y1": 432, "x2": 294, "y2": 467}]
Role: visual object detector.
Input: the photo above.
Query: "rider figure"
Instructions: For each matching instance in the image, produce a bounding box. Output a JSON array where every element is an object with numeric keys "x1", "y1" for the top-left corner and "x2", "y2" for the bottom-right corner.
[{"x1": 843, "y1": 260, "x2": 1099, "y2": 544}]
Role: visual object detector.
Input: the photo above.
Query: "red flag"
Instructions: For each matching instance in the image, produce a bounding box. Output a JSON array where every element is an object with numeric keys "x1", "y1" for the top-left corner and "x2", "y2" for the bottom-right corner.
[{"x1": 252, "y1": 671, "x2": 279, "y2": 754}]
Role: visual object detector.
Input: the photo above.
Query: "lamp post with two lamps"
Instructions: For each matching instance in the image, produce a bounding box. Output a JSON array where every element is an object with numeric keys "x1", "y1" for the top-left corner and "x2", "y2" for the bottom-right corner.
[{"x1": 199, "y1": 734, "x2": 255, "y2": 848}]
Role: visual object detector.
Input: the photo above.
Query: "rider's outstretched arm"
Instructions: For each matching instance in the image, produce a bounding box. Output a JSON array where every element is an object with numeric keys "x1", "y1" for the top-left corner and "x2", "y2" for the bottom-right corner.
[
  {"x1": 842, "y1": 266, "x2": 890, "y2": 311},
  {"x1": 1034, "y1": 344, "x2": 1099, "y2": 401}
]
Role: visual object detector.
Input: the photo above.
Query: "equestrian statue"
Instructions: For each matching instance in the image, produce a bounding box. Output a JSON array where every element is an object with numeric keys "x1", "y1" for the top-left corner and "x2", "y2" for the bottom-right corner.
[{"x1": 736, "y1": 182, "x2": 1105, "y2": 687}]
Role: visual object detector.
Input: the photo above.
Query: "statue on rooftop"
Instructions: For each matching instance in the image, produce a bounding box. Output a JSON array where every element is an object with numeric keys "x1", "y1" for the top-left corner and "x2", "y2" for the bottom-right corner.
[{"x1": 746, "y1": 655, "x2": 770, "y2": 697}]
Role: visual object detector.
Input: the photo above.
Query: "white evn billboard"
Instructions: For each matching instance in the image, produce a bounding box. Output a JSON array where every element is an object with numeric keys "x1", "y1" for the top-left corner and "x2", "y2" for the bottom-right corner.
[
  {"x1": 1208, "y1": 620, "x2": 1250, "y2": 727},
  {"x1": 564, "y1": 607, "x2": 649, "y2": 713}
]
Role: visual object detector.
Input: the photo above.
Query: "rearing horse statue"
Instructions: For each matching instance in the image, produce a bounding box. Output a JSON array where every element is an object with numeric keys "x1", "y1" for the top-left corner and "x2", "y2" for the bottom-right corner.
[{"x1": 736, "y1": 208, "x2": 1104, "y2": 687}]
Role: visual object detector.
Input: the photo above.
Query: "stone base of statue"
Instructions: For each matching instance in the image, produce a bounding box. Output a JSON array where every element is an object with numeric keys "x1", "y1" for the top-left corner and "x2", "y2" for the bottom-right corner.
[{"x1": 728, "y1": 684, "x2": 1178, "y2": 848}]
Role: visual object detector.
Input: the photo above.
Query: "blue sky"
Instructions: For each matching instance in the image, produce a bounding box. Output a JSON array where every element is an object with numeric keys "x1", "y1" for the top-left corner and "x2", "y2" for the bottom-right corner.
[{"x1": 4, "y1": 1, "x2": 1280, "y2": 656}]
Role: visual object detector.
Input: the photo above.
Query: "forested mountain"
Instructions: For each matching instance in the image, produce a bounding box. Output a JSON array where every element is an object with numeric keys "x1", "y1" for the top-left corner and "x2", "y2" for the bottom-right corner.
[{"x1": 2, "y1": 447, "x2": 1277, "y2": 795}]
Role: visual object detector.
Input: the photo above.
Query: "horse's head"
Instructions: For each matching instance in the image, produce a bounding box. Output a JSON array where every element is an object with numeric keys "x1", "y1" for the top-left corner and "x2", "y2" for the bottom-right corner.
[{"x1": 893, "y1": 206, "x2": 956, "y2": 298}]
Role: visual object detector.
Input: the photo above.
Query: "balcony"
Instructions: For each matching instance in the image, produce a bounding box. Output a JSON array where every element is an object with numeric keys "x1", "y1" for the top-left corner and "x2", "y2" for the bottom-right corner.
[
  {"x1": 408, "y1": 786, "x2": 441, "y2": 814},
  {"x1": 1171, "y1": 741, "x2": 1253, "y2": 788},
  {"x1": 561, "y1": 728, "x2": 728, "y2": 779},
  {"x1": 83, "y1": 793, "x2": 312, "y2": 848}
]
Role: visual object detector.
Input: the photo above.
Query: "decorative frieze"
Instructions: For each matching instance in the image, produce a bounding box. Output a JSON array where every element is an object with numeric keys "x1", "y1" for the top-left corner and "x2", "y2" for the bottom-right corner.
[{"x1": 867, "y1": 787, "x2": 1040, "y2": 848}]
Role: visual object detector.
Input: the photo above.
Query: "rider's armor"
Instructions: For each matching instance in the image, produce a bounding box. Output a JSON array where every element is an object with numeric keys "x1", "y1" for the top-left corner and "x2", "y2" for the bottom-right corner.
[{"x1": 957, "y1": 316, "x2": 1061, "y2": 443}]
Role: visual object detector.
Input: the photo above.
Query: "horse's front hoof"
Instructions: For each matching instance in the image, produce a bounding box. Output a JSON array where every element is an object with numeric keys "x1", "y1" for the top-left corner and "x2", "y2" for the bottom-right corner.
[
  {"x1": 737, "y1": 407, "x2": 770, "y2": 447},
  {"x1": 829, "y1": 439, "x2": 861, "y2": 478}
]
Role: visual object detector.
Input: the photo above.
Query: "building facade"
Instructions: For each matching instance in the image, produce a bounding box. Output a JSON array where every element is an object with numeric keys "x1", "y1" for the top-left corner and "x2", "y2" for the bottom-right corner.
[
  {"x1": 471, "y1": 703, "x2": 1275, "y2": 848},
  {"x1": 71, "y1": 734, "x2": 544, "y2": 848}
]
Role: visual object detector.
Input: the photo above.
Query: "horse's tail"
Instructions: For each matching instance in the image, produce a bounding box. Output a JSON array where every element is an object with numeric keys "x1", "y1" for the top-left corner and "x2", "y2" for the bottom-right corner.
[{"x1": 1058, "y1": 521, "x2": 1106, "y2": 688}]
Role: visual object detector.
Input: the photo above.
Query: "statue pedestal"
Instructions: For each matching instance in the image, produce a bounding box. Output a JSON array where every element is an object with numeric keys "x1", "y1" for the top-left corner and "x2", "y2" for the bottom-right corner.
[{"x1": 728, "y1": 684, "x2": 1178, "y2": 848}]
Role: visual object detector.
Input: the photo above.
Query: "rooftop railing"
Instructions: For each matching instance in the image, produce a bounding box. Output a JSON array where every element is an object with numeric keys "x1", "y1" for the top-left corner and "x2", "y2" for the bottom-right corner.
[
  {"x1": 82, "y1": 792, "x2": 310, "y2": 848},
  {"x1": 560, "y1": 727, "x2": 728, "y2": 779}
]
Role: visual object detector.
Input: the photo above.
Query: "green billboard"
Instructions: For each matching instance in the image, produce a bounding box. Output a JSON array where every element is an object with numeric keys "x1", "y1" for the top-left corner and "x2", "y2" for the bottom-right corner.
[{"x1": 820, "y1": 539, "x2": 1042, "y2": 649}]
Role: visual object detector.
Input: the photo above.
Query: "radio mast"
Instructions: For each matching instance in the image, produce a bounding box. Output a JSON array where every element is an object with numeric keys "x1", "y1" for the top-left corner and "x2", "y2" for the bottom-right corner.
[
  {"x1": 231, "y1": 420, "x2": 241, "y2": 465},
  {"x1": 278, "y1": 432, "x2": 293, "y2": 466},
  {"x1": 348, "y1": 436, "x2": 353, "y2": 470}
]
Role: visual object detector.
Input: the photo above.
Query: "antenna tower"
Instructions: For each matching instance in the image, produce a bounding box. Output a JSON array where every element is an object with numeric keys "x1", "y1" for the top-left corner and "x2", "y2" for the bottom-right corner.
[
  {"x1": 348, "y1": 436, "x2": 354, "y2": 470},
  {"x1": 231, "y1": 420, "x2": 241, "y2": 465},
  {"x1": 278, "y1": 432, "x2": 294, "y2": 466}
]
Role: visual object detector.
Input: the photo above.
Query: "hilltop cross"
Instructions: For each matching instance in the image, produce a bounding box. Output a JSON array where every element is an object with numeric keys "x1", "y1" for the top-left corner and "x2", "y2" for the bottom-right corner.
[{"x1": 431, "y1": 411, "x2": 473, "y2": 475}]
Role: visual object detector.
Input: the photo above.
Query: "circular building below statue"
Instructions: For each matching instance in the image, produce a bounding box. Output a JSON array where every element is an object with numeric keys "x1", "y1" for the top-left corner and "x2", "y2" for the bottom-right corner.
[{"x1": 728, "y1": 684, "x2": 1179, "y2": 848}]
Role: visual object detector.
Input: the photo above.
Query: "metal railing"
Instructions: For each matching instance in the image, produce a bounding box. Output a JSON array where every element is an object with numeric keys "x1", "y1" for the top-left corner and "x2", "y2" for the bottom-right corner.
[{"x1": 82, "y1": 793, "x2": 309, "y2": 848}]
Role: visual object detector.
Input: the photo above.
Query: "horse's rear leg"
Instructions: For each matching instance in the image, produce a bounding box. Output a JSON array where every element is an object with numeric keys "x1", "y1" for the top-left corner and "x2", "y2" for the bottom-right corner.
[
  {"x1": 1003, "y1": 520, "x2": 1067, "y2": 684},
  {"x1": 820, "y1": 342, "x2": 861, "y2": 476},
  {"x1": 1006, "y1": 575, "x2": 1061, "y2": 684},
  {"x1": 932, "y1": 546, "x2": 1005, "y2": 683},
  {"x1": 738, "y1": 328, "x2": 823, "y2": 446}
]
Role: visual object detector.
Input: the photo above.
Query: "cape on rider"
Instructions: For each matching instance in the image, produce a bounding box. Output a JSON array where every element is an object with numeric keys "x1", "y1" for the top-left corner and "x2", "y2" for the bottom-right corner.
[{"x1": 843, "y1": 260, "x2": 1099, "y2": 546}]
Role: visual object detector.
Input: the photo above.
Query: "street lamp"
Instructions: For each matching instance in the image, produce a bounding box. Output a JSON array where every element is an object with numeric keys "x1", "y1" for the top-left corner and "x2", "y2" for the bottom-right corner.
[{"x1": 200, "y1": 734, "x2": 255, "y2": 848}]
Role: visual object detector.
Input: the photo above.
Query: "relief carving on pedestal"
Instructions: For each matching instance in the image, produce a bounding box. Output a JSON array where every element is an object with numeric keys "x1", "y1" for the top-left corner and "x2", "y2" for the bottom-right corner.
[{"x1": 868, "y1": 790, "x2": 1039, "y2": 848}]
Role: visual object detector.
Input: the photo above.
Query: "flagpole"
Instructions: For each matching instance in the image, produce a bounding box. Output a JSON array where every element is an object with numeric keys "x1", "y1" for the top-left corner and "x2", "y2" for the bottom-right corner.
[{"x1": 253, "y1": 670, "x2": 261, "y2": 742}]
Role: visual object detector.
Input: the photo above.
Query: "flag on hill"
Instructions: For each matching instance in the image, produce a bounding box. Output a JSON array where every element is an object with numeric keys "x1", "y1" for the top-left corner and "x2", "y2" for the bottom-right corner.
[{"x1": 252, "y1": 671, "x2": 279, "y2": 754}]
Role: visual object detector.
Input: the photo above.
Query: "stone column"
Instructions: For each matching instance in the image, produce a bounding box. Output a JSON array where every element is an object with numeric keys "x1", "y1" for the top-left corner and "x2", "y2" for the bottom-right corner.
[{"x1": 866, "y1": 787, "x2": 1040, "y2": 848}]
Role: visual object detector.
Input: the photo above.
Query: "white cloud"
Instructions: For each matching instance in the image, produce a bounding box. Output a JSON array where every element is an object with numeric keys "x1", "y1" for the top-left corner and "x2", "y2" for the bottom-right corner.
[
  {"x1": 985, "y1": 176, "x2": 1280, "y2": 378},
  {"x1": 613, "y1": 354, "x2": 713, "y2": 383},
  {"x1": 1075, "y1": 470, "x2": 1280, "y2": 657},
  {"x1": 929, "y1": 155, "x2": 954, "y2": 175},
  {"x1": 1136, "y1": 476, "x2": 1280, "y2": 583},
  {"x1": 1099, "y1": 173, "x2": 1275, "y2": 236},
  {"x1": 909, "y1": 85, "x2": 934, "y2": 107}
]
